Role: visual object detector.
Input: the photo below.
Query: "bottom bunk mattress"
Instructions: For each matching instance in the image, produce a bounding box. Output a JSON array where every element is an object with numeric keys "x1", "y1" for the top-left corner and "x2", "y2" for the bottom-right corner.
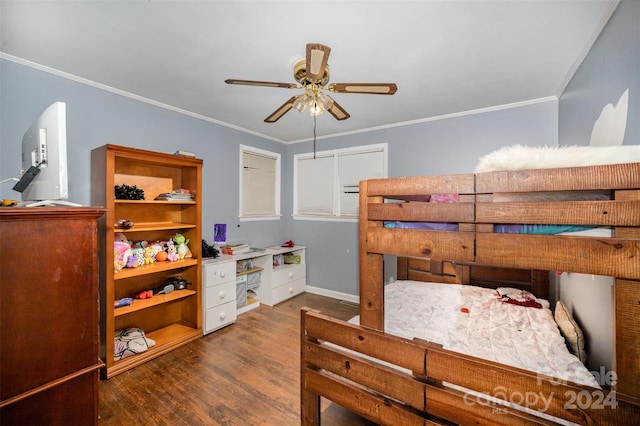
[{"x1": 350, "y1": 280, "x2": 599, "y2": 388}]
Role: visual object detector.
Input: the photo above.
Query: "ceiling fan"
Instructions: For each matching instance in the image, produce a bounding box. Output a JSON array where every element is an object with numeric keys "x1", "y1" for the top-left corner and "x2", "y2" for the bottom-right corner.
[{"x1": 225, "y1": 43, "x2": 398, "y2": 123}]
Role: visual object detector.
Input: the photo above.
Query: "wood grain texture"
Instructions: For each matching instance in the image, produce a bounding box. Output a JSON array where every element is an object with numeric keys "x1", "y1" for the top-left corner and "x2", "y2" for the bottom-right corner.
[
  {"x1": 366, "y1": 174, "x2": 475, "y2": 199},
  {"x1": 342, "y1": 162, "x2": 640, "y2": 422},
  {"x1": 1, "y1": 207, "x2": 104, "y2": 425},
  {"x1": 475, "y1": 163, "x2": 640, "y2": 193},
  {"x1": 615, "y1": 279, "x2": 640, "y2": 401},
  {"x1": 366, "y1": 227, "x2": 475, "y2": 262},
  {"x1": 476, "y1": 233, "x2": 640, "y2": 279},
  {"x1": 476, "y1": 200, "x2": 640, "y2": 226},
  {"x1": 368, "y1": 201, "x2": 475, "y2": 223},
  {"x1": 93, "y1": 144, "x2": 202, "y2": 378},
  {"x1": 302, "y1": 310, "x2": 640, "y2": 425},
  {"x1": 100, "y1": 293, "x2": 372, "y2": 425}
]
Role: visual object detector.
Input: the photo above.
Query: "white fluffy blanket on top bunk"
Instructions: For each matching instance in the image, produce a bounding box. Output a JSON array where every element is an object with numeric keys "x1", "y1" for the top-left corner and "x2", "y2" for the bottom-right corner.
[
  {"x1": 350, "y1": 280, "x2": 600, "y2": 389},
  {"x1": 475, "y1": 144, "x2": 640, "y2": 173}
]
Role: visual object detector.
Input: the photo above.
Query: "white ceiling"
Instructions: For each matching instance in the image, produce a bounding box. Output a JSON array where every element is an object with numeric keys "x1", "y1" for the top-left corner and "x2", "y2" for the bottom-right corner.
[{"x1": 1, "y1": 1, "x2": 619, "y2": 143}]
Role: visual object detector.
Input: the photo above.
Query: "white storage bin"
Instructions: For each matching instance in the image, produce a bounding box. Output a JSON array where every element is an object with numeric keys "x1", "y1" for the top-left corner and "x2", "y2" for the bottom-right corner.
[
  {"x1": 247, "y1": 271, "x2": 261, "y2": 290},
  {"x1": 236, "y1": 275, "x2": 247, "y2": 308}
]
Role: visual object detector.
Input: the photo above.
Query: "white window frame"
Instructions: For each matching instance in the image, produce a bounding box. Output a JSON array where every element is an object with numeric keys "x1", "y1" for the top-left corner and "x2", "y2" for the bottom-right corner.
[
  {"x1": 293, "y1": 143, "x2": 388, "y2": 222},
  {"x1": 239, "y1": 145, "x2": 281, "y2": 221}
]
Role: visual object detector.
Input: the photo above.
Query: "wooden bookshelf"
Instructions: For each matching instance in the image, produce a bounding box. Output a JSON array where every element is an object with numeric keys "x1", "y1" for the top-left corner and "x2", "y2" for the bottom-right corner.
[{"x1": 92, "y1": 144, "x2": 203, "y2": 378}]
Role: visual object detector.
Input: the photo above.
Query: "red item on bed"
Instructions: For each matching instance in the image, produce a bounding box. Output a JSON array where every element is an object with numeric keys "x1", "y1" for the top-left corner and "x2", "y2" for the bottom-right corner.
[
  {"x1": 501, "y1": 296, "x2": 543, "y2": 309},
  {"x1": 496, "y1": 288, "x2": 543, "y2": 309}
]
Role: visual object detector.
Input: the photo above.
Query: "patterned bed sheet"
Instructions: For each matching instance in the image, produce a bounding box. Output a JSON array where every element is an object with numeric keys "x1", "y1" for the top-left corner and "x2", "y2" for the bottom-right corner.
[{"x1": 349, "y1": 280, "x2": 600, "y2": 388}]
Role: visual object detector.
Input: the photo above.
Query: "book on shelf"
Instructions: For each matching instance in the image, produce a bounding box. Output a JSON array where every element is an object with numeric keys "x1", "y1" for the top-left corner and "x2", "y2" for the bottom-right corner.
[
  {"x1": 154, "y1": 189, "x2": 194, "y2": 201},
  {"x1": 221, "y1": 243, "x2": 250, "y2": 255}
]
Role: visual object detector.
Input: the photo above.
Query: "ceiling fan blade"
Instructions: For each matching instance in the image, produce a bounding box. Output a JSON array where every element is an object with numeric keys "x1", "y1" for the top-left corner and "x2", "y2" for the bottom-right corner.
[
  {"x1": 328, "y1": 83, "x2": 398, "y2": 95},
  {"x1": 327, "y1": 99, "x2": 350, "y2": 121},
  {"x1": 306, "y1": 43, "x2": 331, "y2": 83},
  {"x1": 264, "y1": 96, "x2": 298, "y2": 123},
  {"x1": 225, "y1": 79, "x2": 298, "y2": 89}
]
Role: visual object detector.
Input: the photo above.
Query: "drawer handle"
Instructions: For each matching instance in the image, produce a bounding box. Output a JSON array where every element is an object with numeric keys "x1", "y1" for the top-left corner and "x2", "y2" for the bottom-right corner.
[
  {"x1": 219, "y1": 312, "x2": 226, "y2": 320},
  {"x1": 288, "y1": 286, "x2": 293, "y2": 294},
  {"x1": 219, "y1": 291, "x2": 226, "y2": 299},
  {"x1": 288, "y1": 272, "x2": 293, "y2": 279},
  {"x1": 220, "y1": 271, "x2": 227, "y2": 278}
]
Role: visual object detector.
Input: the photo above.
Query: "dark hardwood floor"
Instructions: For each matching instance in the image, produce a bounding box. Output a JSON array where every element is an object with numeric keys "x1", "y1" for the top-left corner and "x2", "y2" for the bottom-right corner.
[{"x1": 99, "y1": 293, "x2": 376, "y2": 425}]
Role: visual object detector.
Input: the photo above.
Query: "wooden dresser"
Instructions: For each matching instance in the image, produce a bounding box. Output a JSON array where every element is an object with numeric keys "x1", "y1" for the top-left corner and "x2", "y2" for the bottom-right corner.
[{"x1": 0, "y1": 207, "x2": 105, "y2": 425}]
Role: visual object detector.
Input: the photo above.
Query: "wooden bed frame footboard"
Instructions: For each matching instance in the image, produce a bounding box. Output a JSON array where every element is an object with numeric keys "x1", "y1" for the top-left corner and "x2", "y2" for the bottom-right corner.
[{"x1": 300, "y1": 309, "x2": 640, "y2": 425}]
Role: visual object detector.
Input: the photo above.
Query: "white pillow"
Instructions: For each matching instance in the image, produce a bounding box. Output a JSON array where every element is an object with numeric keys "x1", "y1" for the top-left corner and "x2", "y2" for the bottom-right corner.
[{"x1": 554, "y1": 301, "x2": 587, "y2": 364}]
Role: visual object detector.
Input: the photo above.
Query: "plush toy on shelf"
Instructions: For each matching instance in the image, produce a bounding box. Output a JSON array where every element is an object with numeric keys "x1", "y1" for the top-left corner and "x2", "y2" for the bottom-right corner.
[
  {"x1": 114, "y1": 241, "x2": 132, "y2": 273},
  {"x1": 128, "y1": 247, "x2": 145, "y2": 268},
  {"x1": 174, "y1": 233, "x2": 192, "y2": 259},
  {"x1": 143, "y1": 246, "x2": 156, "y2": 265},
  {"x1": 166, "y1": 240, "x2": 179, "y2": 262}
]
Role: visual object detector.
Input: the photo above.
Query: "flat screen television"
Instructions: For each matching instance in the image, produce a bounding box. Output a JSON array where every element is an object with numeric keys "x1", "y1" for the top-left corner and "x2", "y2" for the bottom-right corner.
[{"x1": 12, "y1": 101, "x2": 80, "y2": 206}]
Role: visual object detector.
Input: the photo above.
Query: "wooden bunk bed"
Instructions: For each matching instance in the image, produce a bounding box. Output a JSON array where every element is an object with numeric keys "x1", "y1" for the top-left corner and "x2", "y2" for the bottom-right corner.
[{"x1": 301, "y1": 161, "x2": 640, "y2": 425}]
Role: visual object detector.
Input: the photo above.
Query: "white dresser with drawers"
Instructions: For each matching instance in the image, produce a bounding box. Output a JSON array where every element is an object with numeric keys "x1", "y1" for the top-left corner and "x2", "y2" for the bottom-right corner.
[{"x1": 202, "y1": 245, "x2": 306, "y2": 335}]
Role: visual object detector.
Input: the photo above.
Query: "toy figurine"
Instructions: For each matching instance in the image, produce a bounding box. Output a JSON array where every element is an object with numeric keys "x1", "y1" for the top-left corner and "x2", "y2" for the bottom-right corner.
[
  {"x1": 143, "y1": 246, "x2": 156, "y2": 265},
  {"x1": 166, "y1": 240, "x2": 179, "y2": 262},
  {"x1": 128, "y1": 247, "x2": 145, "y2": 267},
  {"x1": 174, "y1": 234, "x2": 191, "y2": 259}
]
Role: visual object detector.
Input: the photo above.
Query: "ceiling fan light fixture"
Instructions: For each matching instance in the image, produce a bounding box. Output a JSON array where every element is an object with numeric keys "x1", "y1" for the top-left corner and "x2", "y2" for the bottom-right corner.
[
  {"x1": 226, "y1": 43, "x2": 397, "y2": 123},
  {"x1": 309, "y1": 101, "x2": 324, "y2": 117},
  {"x1": 293, "y1": 95, "x2": 309, "y2": 112},
  {"x1": 316, "y1": 91, "x2": 334, "y2": 109}
]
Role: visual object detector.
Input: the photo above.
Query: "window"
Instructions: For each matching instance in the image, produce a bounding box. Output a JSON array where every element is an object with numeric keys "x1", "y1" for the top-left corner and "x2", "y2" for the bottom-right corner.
[
  {"x1": 293, "y1": 143, "x2": 387, "y2": 220},
  {"x1": 239, "y1": 145, "x2": 281, "y2": 221}
]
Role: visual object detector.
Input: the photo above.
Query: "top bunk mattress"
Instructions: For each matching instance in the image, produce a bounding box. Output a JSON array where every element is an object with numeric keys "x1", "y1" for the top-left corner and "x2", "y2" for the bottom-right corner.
[{"x1": 349, "y1": 280, "x2": 600, "y2": 389}]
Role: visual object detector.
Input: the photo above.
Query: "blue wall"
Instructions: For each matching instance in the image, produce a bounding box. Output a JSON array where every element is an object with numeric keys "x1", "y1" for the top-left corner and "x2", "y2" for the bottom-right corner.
[
  {"x1": 5, "y1": 0, "x2": 636, "y2": 301},
  {"x1": 0, "y1": 56, "x2": 558, "y2": 297},
  {"x1": 556, "y1": 0, "x2": 639, "y2": 374},
  {"x1": 285, "y1": 102, "x2": 557, "y2": 296},
  {"x1": 560, "y1": 0, "x2": 639, "y2": 148},
  {"x1": 0, "y1": 59, "x2": 288, "y2": 249}
]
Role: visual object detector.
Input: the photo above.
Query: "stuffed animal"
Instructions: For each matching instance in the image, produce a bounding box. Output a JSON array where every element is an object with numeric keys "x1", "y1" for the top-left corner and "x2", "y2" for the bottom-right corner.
[
  {"x1": 143, "y1": 246, "x2": 156, "y2": 265},
  {"x1": 128, "y1": 247, "x2": 145, "y2": 268},
  {"x1": 174, "y1": 234, "x2": 192, "y2": 259},
  {"x1": 114, "y1": 249, "x2": 125, "y2": 273},
  {"x1": 166, "y1": 240, "x2": 178, "y2": 262},
  {"x1": 114, "y1": 241, "x2": 132, "y2": 273}
]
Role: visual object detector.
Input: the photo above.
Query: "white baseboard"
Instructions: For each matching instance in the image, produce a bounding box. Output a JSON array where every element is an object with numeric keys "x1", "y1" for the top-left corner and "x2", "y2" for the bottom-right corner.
[{"x1": 304, "y1": 285, "x2": 359, "y2": 304}]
